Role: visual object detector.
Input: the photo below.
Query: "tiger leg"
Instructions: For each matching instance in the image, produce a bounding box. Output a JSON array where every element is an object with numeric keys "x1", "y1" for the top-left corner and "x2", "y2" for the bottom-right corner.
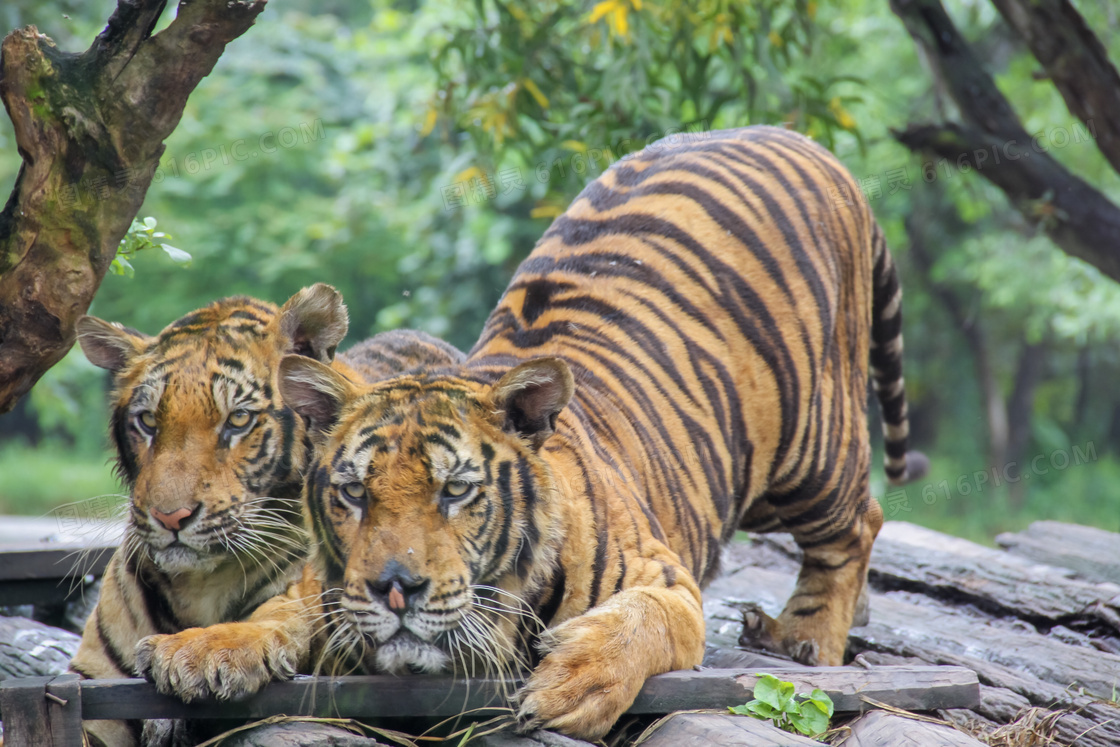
[
  {"x1": 517, "y1": 559, "x2": 705, "y2": 740},
  {"x1": 135, "y1": 566, "x2": 321, "y2": 702},
  {"x1": 739, "y1": 484, "x2": 882, "y2": 666}
]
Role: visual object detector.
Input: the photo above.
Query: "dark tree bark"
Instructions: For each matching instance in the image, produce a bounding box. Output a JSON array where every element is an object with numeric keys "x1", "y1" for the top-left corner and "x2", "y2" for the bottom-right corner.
[
  {"x1": 888, "y1": 0, "x2": 1120, "y2": 282},
  {"x1": 905, "y1": 213, "x2": 1008, "y2": 470},
  {"x1": 0, "y1": 0, "x2": 267, "y2": 414},
  {"x1": 1005, "y1": 341, "x2": 1046, "y2": 509},
  {"x1": 989, "y1": 0, "x2": 1120, "y2": 176}
]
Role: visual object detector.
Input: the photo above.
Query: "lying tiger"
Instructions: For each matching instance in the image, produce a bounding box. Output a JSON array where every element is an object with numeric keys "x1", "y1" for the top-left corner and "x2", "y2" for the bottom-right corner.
[
  {"x1": 137, "y1": 126, "x2": 927, "y2": 739},
  {"x1": 70, "y1": 285, "x2": 461, "y2": 746}
]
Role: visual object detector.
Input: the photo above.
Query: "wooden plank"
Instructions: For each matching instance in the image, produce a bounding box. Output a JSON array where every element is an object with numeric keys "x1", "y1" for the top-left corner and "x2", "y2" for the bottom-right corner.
[
  {"x1": 640, "y1": 712, "x2": 821, "y2": 746},
  {"x1": 0, "y1": 675, "x2": 53, "y2": 747},
  {"x1": 0, "y1": 545, "x2": 115, "y2": 582},
  {"x1": 996, "y1": 521, "x2": 1120, "y2": 585},
  {"x1": 45, "y1": 673, "x2": 83, "y2": 747},
  {"x1": 68, "y1": 666, "x2": 977, "y2": 721},
  {"x1": 79, "y1": 675, "x2": 513, "y2": 720},
  {"x1": 842, "y1": 710, "x2": 986, "y2": 746},
  {"x1": 630, "y1": 666, "x2": 978, "y2": 714}
]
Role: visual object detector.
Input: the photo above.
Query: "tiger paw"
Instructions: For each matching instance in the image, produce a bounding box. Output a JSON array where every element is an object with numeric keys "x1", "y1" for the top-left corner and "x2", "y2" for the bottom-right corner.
[
  {"x1": 515, "y1": 613, "x2": 645, "y2": 740},
  {"x1": 135, "y1": 624, "x2": 296, "y2": 703},
  {"x1": 736, "y1": 602, "x2": 821, "y2": 665}
]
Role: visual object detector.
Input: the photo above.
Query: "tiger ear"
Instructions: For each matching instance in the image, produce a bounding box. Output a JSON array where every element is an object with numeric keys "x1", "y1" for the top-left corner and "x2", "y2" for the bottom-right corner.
[
  {"x1": 279, "y1": 355, "x2": 355, "y2": 434},
  {"x1": 76, "y1": 316, "x2": 151, "y2": 373},
  {"x1": 279, "y1": 283, "x2": 350, "y2": 363},
  {"x1": 491, "y1": 358, "x2": 574, "y2": 449}
]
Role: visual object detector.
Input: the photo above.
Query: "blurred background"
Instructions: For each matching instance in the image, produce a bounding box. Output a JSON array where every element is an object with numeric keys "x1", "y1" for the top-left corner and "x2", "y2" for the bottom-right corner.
[{"x1": 1, "y1": 0, "x2": 1118, "y2": 542}]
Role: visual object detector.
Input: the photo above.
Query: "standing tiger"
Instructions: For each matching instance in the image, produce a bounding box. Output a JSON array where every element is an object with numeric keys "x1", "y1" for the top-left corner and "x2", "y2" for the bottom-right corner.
[
  {"x1": 136, "y1": 126, "x2": 927, "y2": 739},
  {"x1": 70, "y1": 285, "x2": 463, "y2": 746}
]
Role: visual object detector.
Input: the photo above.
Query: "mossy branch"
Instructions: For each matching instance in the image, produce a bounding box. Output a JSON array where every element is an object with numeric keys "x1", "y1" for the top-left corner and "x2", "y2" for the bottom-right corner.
[{"x1": 0, "y1": 0, "x2": 266, "y2": 414}]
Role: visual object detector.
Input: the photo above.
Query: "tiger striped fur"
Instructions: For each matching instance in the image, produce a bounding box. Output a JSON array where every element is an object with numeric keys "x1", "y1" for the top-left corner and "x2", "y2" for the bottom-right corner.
[
  {"x1": 136, "y1": 125, "x2": 927, "y2": 740},
  {"x1": 69, "y1": 286, "x2": 465, "y2": 746}
]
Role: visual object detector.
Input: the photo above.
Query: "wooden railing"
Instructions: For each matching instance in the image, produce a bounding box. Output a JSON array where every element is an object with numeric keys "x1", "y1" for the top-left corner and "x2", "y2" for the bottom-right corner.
[{"x1": 0, "y1": 666, "x2": 980, "y2": 747}]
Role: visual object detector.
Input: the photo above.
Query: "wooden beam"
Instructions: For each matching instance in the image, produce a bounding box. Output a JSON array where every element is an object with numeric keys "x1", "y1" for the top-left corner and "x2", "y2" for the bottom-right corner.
[
  {"x1": 0, "y1": 675, "x2": 53, "y2": 747},
  {"x1": 36, "y1": 666, "x2": 978, "y2": 721},
  {"x1": 45, "y1": 674, "x2": 83, "y2": 747}
]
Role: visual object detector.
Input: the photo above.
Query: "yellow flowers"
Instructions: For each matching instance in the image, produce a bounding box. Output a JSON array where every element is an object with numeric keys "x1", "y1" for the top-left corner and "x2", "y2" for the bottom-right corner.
[
  {"x1": 419, "y1": 106, "x2": 438, "y2": 137},
  {"x1": 588, "y1": 0, "x2": 643, "y2": 40},
  {"x1": 829, "y1": 96, "x2": 856, "y2": 130},
  {"x1": 521, "y1": 78, "x2": 549, "y2": 109},
  {"x1": 530, "y1": 203, "x2": 565, "y2": 219}
]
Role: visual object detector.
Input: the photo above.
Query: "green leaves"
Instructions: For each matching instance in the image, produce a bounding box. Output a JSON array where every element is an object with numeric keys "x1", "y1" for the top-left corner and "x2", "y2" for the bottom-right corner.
[
  {"x1": 729, "y1": 674, "x2": 834, "y2": 739},
  {"x1": 110, "y1": 216, "x2": 191, "y2": 278}
]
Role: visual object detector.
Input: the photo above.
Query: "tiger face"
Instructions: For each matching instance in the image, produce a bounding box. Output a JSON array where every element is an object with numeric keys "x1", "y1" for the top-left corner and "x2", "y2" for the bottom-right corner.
[
  {"x1": 77, "y1": 286, "x2": 348, "y2": 576},
  {"x1": 281, "y1": 355, "x2": 571, "y2": 676}
]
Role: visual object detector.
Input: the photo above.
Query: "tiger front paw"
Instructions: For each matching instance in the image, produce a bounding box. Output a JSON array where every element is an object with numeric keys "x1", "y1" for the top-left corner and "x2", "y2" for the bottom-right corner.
[
  {"x1": 515, "y1": 612, "x2": 646, "y2": 740},
  {"x1": 135, "y1": 624, "x2": 297, "y2": 703}
]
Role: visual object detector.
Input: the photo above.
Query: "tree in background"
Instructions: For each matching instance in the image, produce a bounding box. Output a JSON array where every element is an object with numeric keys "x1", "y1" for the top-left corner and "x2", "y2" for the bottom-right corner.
[
  {"x1": 1, "y1": 0, "x2": 1118, "y2": 537},
  {"x1": 0, "y1": 0, "x2": 265, "y2": 413}
]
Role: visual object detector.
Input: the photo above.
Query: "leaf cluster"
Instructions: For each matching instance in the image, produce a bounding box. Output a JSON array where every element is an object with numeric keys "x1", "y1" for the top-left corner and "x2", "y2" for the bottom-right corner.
[
  {"x1": 110, "y1": 216, "x2": 190, "y2": 278},
  {"x1": 728, "y1": 673, "x2": 834, "y2": 738}
]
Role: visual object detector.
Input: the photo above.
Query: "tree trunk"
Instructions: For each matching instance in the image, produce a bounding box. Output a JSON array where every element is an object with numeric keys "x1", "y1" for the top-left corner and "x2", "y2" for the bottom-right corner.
[
  {"x1": 1005, "y1": 341, "x2": 1046, "y2": 509},
  {"x1": 905, "y1": 214, "x2": 1007, "y2": 469},
  {"x1": 0, "y1": 0, "x2": 267, "y2": 414}
]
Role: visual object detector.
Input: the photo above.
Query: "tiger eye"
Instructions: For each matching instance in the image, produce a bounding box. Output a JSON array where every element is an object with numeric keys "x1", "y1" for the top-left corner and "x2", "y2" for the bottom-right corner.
[
  {"x1": 342, "y1": 482, "x2": 366, "y2": 500},
  {"x1": 445, "y1": 480, "x2": 471, "y2": 497},
  {"x1": 139, "y1": 411, "x2": 157, "y2": 431},
  {"x1": 227, "y1": 410, "x2": 252, "y2": 429}
]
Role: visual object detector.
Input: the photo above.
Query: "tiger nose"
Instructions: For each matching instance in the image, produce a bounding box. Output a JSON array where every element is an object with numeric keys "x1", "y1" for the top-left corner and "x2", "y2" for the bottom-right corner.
[
  {"x1": 151, "y1": 504, "x2": 199, "y2": 531},
  {"x1": 368, "y1": 562, "x2": 429, "y2": 615}
]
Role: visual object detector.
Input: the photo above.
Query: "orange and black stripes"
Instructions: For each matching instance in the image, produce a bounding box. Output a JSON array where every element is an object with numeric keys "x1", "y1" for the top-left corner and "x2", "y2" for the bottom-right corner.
[{"x1": 261, "y1": 126, "x2": 926, "y2": 738}]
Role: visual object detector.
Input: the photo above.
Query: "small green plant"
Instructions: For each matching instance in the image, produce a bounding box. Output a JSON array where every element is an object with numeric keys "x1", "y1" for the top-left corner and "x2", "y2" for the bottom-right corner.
[
  {"x1": 111, "y1": 216, "x2": 190, "y2": 277},
  {"x1": 729, "y1": 673, "x2": 835, "y2": 738}
]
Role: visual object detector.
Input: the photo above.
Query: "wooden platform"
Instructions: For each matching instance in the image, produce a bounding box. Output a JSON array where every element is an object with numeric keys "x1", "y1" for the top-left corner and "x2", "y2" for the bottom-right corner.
[{"x1": 0, "y1": 519, "x2": 1117, "y2": 745}]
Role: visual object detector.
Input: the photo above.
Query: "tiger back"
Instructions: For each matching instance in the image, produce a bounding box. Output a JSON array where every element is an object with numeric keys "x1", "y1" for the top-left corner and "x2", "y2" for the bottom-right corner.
[{"x1": 138, "y1": 126, "x2": 927, "y2": 740}]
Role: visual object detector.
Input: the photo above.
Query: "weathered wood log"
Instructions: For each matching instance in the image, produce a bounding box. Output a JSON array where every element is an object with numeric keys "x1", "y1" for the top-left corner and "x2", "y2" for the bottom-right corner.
[
  {"x1": 639, "y1": 712, "x2": 821, "y2": 746},
  {"x1": 710, "y1": 529, "x2": 1120, "y2": 745},
  {"x1": 840, "y1": 710, "x2": 986, "y2": 746},
  {"x1": 854, "y1": 649, "x2": 1120, "y2": 747},
  {"x1": 471, "y1": 730, "x2": 595, "y2": 747},
  {"x1": 996, "y1": 521, "x2": 1120, "y2": 585},
  {"x1": 701, "y1": 645, "x2": 800, "y2": 670},
  {"x1": 752, "y1": 522, "x2": 1120, "y2": 636},
  {"x1": 0, "y1": 614, "x2": 78, "y2": 679},
  {"x1": 218, "y1": 721, "x2": 388, "y2": 747},
  {"x1": 869, "y1": 522, "x2": 1120, "y2": 633}
]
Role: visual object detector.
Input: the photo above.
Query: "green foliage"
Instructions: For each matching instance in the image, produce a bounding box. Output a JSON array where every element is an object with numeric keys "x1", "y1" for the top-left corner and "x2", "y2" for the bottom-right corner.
[
  {"x1": 729, "y1": 673, "x2": 834, "y2": 738},
  {"x1": 1, "y1": 0, "x2": 1120, "y2": 538},
  {"x1": 110, "y1": 216, "x2": 190, "y2": 278},
  {"x1": 0, "y1": 440, "x2": 120, "y2": 516}
]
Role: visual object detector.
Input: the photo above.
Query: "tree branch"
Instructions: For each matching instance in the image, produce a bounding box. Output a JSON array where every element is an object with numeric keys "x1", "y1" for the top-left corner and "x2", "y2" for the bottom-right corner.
[
  {"x1": 990, "y1": 0, "x2": 1120, "y2": 176},
  {"x1": 0, "y1": 0, "x2": 266, "y2": 414},
  {"x1": 895, "y1": 123, "x2": 1120, "y2": 281},
  {"x1": 888, "y1": 0, "x2": 1120, "y2": 283}
]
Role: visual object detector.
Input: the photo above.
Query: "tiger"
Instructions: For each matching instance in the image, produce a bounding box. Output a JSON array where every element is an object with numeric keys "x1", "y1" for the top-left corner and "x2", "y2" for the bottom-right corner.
[
  {"x1": 69, "y1": 286, "x2": 463, "y2": 746},
  {"x1": 134, "y1": 125, "x2": 928, "y2": 740}
]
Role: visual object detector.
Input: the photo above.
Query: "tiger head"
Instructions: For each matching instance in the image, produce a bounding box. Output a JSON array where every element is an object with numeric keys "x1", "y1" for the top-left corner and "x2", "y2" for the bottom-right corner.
[
  {"x1": 278, "y1": 354, "x2": 573, "y2": 676},
  {"x1": 76, "y1": 285, "x2": 349, "y2": 575}
]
